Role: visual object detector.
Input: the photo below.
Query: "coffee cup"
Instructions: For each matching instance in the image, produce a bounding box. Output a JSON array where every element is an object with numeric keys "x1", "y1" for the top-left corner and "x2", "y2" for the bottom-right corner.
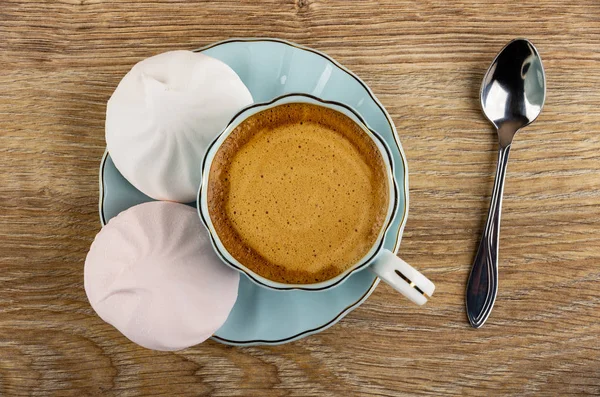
[{"x1": 198, "y1": 94, "x2": 434, "y2": 305}]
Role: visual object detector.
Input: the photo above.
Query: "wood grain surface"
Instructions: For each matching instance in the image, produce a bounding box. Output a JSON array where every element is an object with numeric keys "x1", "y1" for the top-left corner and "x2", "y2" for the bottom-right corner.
[{"x1": 1, "y1": 1, "x2": 600, "y2": 395}]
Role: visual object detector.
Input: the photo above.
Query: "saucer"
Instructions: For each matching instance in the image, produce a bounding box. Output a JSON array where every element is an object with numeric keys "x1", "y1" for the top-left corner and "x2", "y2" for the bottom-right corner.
[{"x1": 99, "y1": 38, "x2": 409, "y2": 346}]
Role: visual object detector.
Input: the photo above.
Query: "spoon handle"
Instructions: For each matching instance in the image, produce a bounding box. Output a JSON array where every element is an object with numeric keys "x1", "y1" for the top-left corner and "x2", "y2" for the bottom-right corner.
[{"x1": 466, "y1": 144, "x2": 511, "y2": 328}]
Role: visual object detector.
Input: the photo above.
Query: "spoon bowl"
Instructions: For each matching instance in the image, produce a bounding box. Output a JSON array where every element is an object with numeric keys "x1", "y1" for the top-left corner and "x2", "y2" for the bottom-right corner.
[{"x1": 481, "y1": 39, "x2": 546, "y2": 147}]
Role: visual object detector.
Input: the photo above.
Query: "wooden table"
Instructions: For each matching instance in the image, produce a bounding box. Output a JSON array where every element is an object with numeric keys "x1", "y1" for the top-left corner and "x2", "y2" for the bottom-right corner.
[{"x1": 2, "y1": 1, "x2": 599, "y2": 395}]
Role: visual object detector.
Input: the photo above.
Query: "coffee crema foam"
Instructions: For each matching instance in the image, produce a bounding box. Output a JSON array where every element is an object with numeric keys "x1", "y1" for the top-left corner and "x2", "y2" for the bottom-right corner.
[{"x1": 207, "y1": 103, "x2": 389, "y2": 284}]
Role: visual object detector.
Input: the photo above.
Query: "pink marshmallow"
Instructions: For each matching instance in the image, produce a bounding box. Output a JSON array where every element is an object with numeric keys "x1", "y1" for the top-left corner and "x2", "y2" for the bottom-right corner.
[{"x1": 85, "y1": 201, "x2": 239, "y2": 351}]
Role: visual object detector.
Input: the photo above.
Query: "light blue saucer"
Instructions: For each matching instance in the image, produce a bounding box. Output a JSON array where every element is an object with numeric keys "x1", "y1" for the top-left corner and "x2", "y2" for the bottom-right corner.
[{"x1": 99, "y1": 38, "x2": 409, "y2": 346}]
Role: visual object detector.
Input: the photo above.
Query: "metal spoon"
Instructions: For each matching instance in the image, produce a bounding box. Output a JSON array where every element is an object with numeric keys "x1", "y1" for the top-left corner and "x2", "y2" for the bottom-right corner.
[{"x1": 466, "y1": 38, "x2": 546, "y2": 328}]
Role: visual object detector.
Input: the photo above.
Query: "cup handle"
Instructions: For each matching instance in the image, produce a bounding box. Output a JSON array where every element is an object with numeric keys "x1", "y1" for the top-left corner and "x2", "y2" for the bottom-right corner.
[{"x1": 369, "y1": 249, "x2": 435, "y2": 305}]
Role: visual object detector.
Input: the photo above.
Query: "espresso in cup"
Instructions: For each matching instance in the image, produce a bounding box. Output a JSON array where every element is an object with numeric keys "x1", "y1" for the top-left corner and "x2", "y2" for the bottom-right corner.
[{"x1": 207, "y1": 102, "x2": 390, "y2": 284}]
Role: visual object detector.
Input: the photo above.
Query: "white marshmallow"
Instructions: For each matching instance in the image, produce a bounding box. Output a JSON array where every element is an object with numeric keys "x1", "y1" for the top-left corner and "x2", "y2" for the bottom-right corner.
[
  {"x1": 84, "y1": 201, "x2": 239, "y2": 351},
  {"x1": 106, "y1": 50, "x2": 253, "y2": 202}
]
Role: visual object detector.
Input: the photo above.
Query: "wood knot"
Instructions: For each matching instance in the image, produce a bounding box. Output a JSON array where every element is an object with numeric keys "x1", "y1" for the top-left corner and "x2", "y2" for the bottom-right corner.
[{"x1": 295, "y1": 0, "x2": 311, "y2": 12}]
